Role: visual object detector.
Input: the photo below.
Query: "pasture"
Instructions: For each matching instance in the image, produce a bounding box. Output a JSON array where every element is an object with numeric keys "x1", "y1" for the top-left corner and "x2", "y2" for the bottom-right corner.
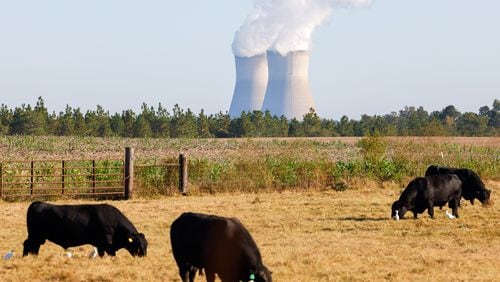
[
  {"x1": 1, "y1": 136, "x2": 499, "y2": 196},
  {"x1": 1, "y1": 183, "x2": 499, "y2": 281}
]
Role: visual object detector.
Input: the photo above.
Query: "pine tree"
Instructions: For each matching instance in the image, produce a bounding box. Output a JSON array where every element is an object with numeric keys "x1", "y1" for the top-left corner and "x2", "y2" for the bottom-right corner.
[
  {"x1": 197, "y1": 109, "x2": 212, "y2": 138},
  {"x1": 0, "y1": 104, "x2": 12, "y2": 135}
]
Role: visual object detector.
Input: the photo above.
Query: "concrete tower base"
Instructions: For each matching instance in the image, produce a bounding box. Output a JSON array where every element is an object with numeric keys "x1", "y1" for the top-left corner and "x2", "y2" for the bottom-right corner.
[{"x1": 261, "y1": 51, "x2": 315, "y2": 120}]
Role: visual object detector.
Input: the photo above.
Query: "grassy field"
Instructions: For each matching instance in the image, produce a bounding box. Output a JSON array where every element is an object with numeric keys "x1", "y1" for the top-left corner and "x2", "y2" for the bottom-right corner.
[
  {"x1": 1, "y1": 183, "x2": 499, "y2": 281},
  {"x1": 0, "y1": 136, "x2": 499, "y2": 281},
  {"x1": 1, "y1": 136, "x2": 499, "y2": 196}
]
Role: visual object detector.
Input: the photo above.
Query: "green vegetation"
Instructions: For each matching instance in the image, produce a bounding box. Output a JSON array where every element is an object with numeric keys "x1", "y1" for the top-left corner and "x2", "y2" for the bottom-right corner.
[
  {"x1": 1, "y1": 97, "x2": 498, "y2": 138},
  {"x1": 1, "y1": 136, "x2": 498, "y2": 198},
  {"x1": 0, "y1": 159, "x2": 125, "y2": 199},
  {"x1": 186, "y1": 138, "x2": 498, "y2": 195}
]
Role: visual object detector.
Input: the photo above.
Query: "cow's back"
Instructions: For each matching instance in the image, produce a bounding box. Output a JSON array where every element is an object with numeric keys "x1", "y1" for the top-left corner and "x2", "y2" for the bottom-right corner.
[
  {"x1": 26, "y1": 202, "x2": 62, "y2": 237},
  {"x1": 26, "y1": 202, "x2": 136, "y2": 248},
  {"x1": 425, "y1": 174, "x2": 462, "y2": 205},
  {"x1": 424, "y1": 165, "x2": 486, "y2": 200},
  {"x1": 170, "y1": 212, "x2": 265, "y2": 280},
  {"x1": 424, "y1": 165, "x2": 441, "y2": 177},
  {"x1": 399, "y1": 177, "x2": 426, "y2": 205}
]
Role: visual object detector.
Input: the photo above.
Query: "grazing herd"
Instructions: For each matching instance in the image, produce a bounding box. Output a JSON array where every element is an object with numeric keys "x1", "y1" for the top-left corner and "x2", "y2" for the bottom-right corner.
[
  {"x1": 391, "y1": 165, "x2": 491, "y2": 220},
  {"x1": 391, "y1": 174, "x2": 463, "y2": 219},
  {"x1": 21, "y1": 204, "x2": 272, "y2": 282},
  {"x1": 15, "y1": 165, "x2": 492, "y2": 281}
]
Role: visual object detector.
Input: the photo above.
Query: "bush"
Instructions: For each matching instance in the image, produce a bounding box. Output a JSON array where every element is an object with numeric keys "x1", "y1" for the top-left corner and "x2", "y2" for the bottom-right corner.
[{"x1": 357, "y1": 135, "x2": 388, "y2": 163}]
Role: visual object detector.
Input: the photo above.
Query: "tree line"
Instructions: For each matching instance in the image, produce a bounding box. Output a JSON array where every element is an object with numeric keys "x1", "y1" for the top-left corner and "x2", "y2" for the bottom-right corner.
[{"x1": 0, "y1": 97, "x2": 498, "y2": 137}]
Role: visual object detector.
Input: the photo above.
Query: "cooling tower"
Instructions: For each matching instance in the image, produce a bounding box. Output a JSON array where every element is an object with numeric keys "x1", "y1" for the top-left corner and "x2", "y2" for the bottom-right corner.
[
  {"x1": 229, "y1": 54, "x2": 269, "y2": 118},
  {"x1": 261, "y1": 51, "x2": 315, "y2": 120}
]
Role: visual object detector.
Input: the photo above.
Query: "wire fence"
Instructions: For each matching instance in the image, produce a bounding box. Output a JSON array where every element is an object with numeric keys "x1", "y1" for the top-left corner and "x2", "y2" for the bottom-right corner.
[{"x1": 0, "y1": 148, "x2": 188, "y2": 200}]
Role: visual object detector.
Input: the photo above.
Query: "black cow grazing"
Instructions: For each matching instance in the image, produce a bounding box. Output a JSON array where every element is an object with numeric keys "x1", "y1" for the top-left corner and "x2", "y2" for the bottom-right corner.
[
  {"x1": 170, "y1": 212, "x2": 272, "y2": 282},
  {"x1": 391, "y1": 174, "x2": 462, "y2": 219},
  {"x1": 425, "y1": 165, "x2": 491, "y2": 205},
  {"x1": 23, "y1": 201, "x2": 147, "y2": 257}
]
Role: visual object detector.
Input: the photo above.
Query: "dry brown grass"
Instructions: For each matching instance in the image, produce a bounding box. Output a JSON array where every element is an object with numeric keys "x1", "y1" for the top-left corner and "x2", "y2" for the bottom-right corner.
[
  {"x1": 1, "y1": 181, "x2": 499, "y2": 281},
  {"x1": 2, "y1": 136, "x2": 499, "y2": 161}
]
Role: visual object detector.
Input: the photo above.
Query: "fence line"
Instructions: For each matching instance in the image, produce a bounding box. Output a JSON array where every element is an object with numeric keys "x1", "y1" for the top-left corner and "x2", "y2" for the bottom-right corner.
[{"x1": 0, "y1": 148, "x2": 188, "y2": 200}]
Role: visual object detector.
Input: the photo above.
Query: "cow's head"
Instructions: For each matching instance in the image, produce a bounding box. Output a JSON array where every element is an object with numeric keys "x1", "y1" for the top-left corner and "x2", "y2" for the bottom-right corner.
[
  {"x1": 126, "y1": 233, "x2": 147, "y2": 257},
  {"x1": 458, "y1": 169, "x2": 490, "y2": 205},
  {"x1": 250, "y1": 265, "x2": 272, "y2": 282},
  {"x1": 474, "y1": 188, "x2": 491, "y2": 205},
  {"x1": 391, "y1": 200, "x2": 407, "y2": 219}
]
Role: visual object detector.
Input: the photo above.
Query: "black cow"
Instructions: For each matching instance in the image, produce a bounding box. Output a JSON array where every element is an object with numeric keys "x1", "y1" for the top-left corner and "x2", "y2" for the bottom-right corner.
[
  {"x1": 425, "y1": 165, "x2": 491, "y2": 205},
  {"x1": 23, "y1": 201, "x2": 147, "y2": 257},
  {"x1": 170, "y1": 212, "x2": 272, "y2": 282},
  {"x1": 391, "y1": 174, "x2": 462, "y2": 219}
]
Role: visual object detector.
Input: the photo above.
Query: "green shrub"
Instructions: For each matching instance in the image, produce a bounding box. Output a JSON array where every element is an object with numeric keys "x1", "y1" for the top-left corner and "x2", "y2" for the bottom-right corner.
[{"x1": 357, "y1": 135, "x2": 388, "y2": 163}]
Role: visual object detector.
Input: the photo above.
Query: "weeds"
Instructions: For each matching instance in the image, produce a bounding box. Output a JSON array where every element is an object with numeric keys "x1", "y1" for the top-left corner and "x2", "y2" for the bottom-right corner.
[{"x1": 1, "y1": 136, "x2": 499, "y2": 198}]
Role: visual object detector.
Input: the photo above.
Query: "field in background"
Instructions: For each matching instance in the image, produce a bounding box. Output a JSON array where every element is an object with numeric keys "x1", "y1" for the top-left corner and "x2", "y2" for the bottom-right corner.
[
  {"x1": 1, "y1": 136, "x2": 499, "y2": 197},
  {"x1": 1, "y1": 136, "x2": 499, "y2": 280},
  {"x1": 1, "y1": 188, "x2": 499, "y2": 281}
]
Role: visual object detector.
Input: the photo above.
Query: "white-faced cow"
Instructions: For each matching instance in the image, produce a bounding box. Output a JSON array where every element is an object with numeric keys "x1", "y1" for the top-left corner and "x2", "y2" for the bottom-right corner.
[
  {"x1": 170, "y1": 212, "x2": 272, "y2": 282},
  {"x1": 391, "y1": 174, "x2": 462, "y2": 219},
  {"x1": 425, "y1": 165, "x2": 491, "y2": 205},
  {"x1": 23, "y1": 201, "x2": 147, "y2": 257}
]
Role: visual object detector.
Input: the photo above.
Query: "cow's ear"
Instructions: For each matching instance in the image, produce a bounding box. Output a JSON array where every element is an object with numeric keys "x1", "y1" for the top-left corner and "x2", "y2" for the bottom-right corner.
[{"x1": 128, "y1": 237, "x2": 133, "y2": 243}]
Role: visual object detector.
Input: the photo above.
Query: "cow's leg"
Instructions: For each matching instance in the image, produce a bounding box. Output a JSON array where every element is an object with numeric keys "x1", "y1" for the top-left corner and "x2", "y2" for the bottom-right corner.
[
  {"x1": 31, "y1": 244, "x2": 41, "y2": 255},
  {"x1": 23, "y1": 238, "x2": 42, "y2": 256},
  {"x1": 177, "y1": 266, "x2": 190, "y2": 282},
  {"x1": 103, "y1": 244, "x2": 117, "y2": 256},
  {"x1": 100, "y1": 233, "x2": 117, "y2": 256},
  {"x1": 450, "y1": 198, "x2": 460, "y2": 218},
  {"x1": 413, "y1": 211, "x2": 418, "y2": 219},
  {"x1": 97, "y1": 247, "x2": 106, "y2": 257},
  {"x1": 23, "y1": 239, "x2": 32, "y2": 256},
  {"x1": 188, "y1": 266, "x2": 197, "y2": 282},
  {"x1": 205, "y1": 269, "x2": 216, "y2": 282},
  {"x1": 427, "y1": 202, "x2": 435, "y2": 219}
]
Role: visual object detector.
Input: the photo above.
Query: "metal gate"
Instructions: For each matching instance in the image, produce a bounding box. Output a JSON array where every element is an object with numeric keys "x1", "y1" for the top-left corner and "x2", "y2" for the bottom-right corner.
[
  {"x1": 0, "y1": 148, "x2": 187, "y2": 200},
  {"x1": 0, "y1": 158, "x2": 125, "y2": 199}
]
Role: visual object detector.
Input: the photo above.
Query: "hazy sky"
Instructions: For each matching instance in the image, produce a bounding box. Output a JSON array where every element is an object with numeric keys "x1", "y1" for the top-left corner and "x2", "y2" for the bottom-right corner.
[{"x1": 0, "y1": 0, "x2": 499, "y2": 119}]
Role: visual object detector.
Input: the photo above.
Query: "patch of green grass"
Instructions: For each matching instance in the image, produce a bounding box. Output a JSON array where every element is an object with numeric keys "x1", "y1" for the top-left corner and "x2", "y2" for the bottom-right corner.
[{"x1": 1, "y1": 137, "x2": 499, "y2": 198}]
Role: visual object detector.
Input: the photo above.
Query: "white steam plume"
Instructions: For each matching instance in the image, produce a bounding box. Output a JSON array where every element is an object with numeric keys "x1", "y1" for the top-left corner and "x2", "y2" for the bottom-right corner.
[
  {"x1": 232, "y1": 0, "x2": 372, "y2": 57},
  {"x1": 332, "y1": 0, "x2": 373, "y2": 8}
]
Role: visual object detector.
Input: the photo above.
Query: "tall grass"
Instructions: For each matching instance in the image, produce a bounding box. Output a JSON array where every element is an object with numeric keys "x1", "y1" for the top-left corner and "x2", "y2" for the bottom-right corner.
[
  {"x1": 1, "y1": 136, "x2": 499, "y2": 198},
  {"x1": 184, "y1": 136, "x2": 499, "y2": 195}
]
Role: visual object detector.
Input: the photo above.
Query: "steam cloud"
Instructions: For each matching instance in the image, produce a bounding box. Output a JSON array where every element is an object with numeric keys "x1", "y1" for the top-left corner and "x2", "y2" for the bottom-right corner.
[{"x1": 232, "y1": 0, "x2": 372, "y2": 57}]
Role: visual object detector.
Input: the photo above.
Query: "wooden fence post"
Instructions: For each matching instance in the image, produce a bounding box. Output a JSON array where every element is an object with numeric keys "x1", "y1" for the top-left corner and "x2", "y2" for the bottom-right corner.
[
  {"x1": 124, "y1": 147, "x2": 134, "y2": 199},
  {"x1": 92, "y1": 160, "x2": 96, "y2": 194},
  {"x1": 179, "y1": 154, "x2": 188, "y2": 195},
  {"x1": 61, "y1": 160, "x2": 65, "y2": 195},
  {"x1": 0, "y1": 162, "x2": 3, "y2": 198},
  {"x1": 30, "y1": 160, "x2": 34, "y2": 195}
]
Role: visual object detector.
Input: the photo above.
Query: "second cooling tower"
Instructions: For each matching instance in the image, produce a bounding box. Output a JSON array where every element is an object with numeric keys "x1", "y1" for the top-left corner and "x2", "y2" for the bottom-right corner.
[
  {"x1": 229, "y1": 54, "x2": 268, "y2": 118},
  {"x1": 261, "y1": 51, "x2": 315, "y2": 120}
]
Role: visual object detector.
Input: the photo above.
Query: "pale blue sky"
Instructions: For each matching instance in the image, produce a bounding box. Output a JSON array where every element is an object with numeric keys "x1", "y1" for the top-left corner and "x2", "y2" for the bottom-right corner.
[{"x1": 0, "y1": 0, "x2": 499, "y2": 119}]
